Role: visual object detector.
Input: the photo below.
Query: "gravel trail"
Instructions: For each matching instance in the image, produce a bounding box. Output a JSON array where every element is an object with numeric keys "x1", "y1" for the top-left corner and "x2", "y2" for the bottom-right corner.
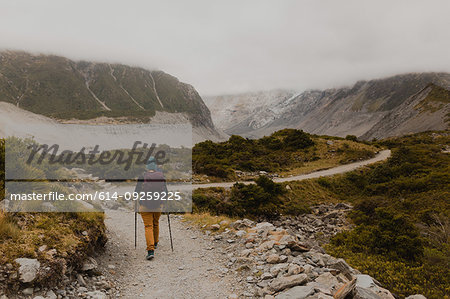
[
  {"x1": 97, "y1": 209, "x2": 243, "y2": 299},
  {"x1": 98, "y1": 149, "x2": 391, "y2": 298}
]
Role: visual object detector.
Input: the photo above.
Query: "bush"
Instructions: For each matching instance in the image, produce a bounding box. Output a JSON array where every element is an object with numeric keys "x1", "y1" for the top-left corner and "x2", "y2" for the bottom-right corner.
[{"x1": 345, "y1": 135, "x2": 358, "y2": 141}]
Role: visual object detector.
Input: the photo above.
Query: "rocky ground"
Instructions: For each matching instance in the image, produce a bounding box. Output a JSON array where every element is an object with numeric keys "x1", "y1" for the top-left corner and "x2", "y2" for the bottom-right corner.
[{"x1": 1, "y1": 203, "x2": 428, "y2": 298}]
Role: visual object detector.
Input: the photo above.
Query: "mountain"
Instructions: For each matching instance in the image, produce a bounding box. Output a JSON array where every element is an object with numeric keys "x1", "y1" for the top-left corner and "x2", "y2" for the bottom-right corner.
[
  {"x1": 206, "y1": 73, "x2": 450, "y2": 139},
  {"x1": 203, "y1": 90, "x2": 298, "y2": 132},
  {"x1": 0, "y1": 50, "x2": 226, "y2": 142}
]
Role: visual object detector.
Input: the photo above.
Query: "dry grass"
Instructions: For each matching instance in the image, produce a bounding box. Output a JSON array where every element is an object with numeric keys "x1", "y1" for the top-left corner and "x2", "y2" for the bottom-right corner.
[
  {"x1": 182, "y1": 212, "x2": 236, "y2": 232},
  {"x1": 0, "y1": 212, "x2": 105, "y2": 265},
  {"x1": 0, "y1": 210, "x2": 20, "y2": 241},
  {"x1": 279, "y1": 138, "x2": 377, "y2": 177}
]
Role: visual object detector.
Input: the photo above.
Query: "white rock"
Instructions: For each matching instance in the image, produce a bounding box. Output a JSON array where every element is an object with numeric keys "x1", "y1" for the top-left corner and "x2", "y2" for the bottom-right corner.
[
  {"x1": 22, "y1": 288, "x2": 34, "y2": 295},
  {"x1": 85, "y1": 291, "x2": 107, "y2": 299},
  {"x1": 405, "y1": 295, "x2": 427, "y2": 299},
  {"x1": 81, "y1": 257, "x2": 98, "y2": 271},
  {"x1": 287, "y1": 264, "x2": 304, "y2": 276},
  {"x1": 267, "y1": 254, "x2": 280, "y2": 264},
  {"x1": 15, "y1": 258, "x2": 40, "y2": 283},
  {"x1": 270, "y1": 263, "x2": 289, "y2": 276},
  {"x1": 236, "y1": 230, "x2": 247, "y2": 237},
  {"x1": 46, "y1": 290, "x2": 57, "y2": 299},
  {"x1": 269, "y1": 274, "x2": 308, "y2": 292},
  {"x1": 275, "y1": 285, "x2": 315, "y2": 299},
  {"x1": 261, "y1": 272, "x2": 273, "y2": 280}
]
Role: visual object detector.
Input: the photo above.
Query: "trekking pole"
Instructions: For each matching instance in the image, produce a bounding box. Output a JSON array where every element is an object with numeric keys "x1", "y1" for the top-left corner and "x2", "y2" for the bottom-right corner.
[
  {"x1": 167, "y1": 213, "x2": 174, "y2": 252},
  {"x1": 134, "y1": 200, "x2": 137, "y2": 249}
]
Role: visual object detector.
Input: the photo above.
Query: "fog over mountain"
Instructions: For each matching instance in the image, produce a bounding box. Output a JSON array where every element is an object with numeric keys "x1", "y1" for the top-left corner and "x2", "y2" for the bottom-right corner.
[
  {"x1": 206, "y1": 73, "x2": 450, "y2": 140},
  {"x1": 1, "y1": 0, "x2": 449, "y2": 95}
]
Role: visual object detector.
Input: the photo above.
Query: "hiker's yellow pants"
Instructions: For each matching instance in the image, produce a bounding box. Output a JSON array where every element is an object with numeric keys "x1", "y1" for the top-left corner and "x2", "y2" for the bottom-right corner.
[{"x1": 140, "y1": 211, "x2": 161, "y2": 251}]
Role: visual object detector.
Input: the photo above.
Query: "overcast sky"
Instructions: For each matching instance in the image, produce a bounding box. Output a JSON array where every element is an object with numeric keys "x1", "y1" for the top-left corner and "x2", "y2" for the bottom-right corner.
[{"x1": 0, "y1": 0, "x2": 449, "y2": 95}]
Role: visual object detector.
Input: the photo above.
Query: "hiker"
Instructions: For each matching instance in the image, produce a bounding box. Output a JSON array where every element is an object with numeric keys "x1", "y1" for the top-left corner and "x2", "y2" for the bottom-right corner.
[{"x1": 134, "y1": 157, "x2": 167, "y2": 260}]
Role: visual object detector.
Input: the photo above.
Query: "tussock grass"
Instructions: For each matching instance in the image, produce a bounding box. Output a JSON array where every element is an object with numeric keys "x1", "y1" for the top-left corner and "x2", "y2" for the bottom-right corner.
[
  {"x1": 0, "y1": 210, "x2": 19, "y2": 241},
  {"x1": 182, "y1": 212, "x2": 236, "y2": 232}
]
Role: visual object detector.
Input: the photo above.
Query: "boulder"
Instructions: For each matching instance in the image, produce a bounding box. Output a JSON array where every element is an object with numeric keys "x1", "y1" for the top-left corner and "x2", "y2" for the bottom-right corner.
[
  {"x1": 287, "y1": 264, "x2": 304, "y2": 276},
  {"x1": 210, "y1": 224, "x2": 220, "y2": 230},
  {"x1": 275, "y1": 285, "x2": 315, "y2": 299},
  {"x1": 258, "y1": 240, "x2": 276, "y2": 251},
  {"x1": 267, "y1": 254, "x2": 281, "y2": 264},
  {"x1": 81, "y1": 257, "x2": 98, "y2": 272},
  {"x1": 353, "y1": 287, "x2": 384, "y2": 299},
  {"x1": 261, "y1": 272, "x2": 274, "y2": 280},
  {"x1": 270, "y1": 263, "x2": 289, "y2": 276},
  {"x1": 328, "y1": 259, "x2": 353, "y2": 280},
  {"x1": 236, "y1": 230, "x2": 247, "y2": 237},
  {"x1": 286, "y1": 240, "x2": 310, "y2": 252},
  {"x1": 269, "y1": 273, "x2": 308, "y2": 292},
  {"x1": 313, "y1": 272, "x2": 341, "y2": 294},
  {"x1": 15, "y1": 258, "x2": 40, "y2": 283},
  {"x1": 46, "y1": 290, "x2": 57, "y2": 299},
  {"x1": 256, "y1": 222, "x2": 275, "y2": 234},
  {"x1": 355, "y1": 275, "x2": 395, "y2": 299},
  {"x1": 333, "y1": 278, "x2": 356, "y2": 299},
  {"x1": 22, "y1": 288, "x2": 33, "y2": 295}
]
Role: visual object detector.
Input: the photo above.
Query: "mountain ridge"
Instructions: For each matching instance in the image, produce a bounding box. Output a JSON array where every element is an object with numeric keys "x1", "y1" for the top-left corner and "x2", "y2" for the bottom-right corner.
[
  {"x1": 0, "y1": 50, "x2": 226, "y2": 141},
  {"x1": 205, "y1": 72, "x2": 450, "y2": 139}
]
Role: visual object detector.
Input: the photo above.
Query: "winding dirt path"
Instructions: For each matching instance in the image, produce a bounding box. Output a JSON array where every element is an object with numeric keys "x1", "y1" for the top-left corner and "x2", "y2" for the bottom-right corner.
[
  {"x1": 99, "y1": 149, "x2": 391, "y2": 298},
  {"x1": 192, "y1": 149, "x2": 391, "y2": 188}
]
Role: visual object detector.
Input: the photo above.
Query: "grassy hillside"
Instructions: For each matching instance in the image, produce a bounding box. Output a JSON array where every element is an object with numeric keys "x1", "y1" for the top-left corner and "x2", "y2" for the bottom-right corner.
[
  {"x1": 193, "y1": 129, "x2": 377, "y2": 181},
  {"x1": 414, "y1": 83, "x2": 450, "y2": 114},
  {"x1": 192, "y1": 131, "x2": 449, "y2": 298},
  {"x1": 0, "y1": 138, "x2": 106, "y2": 290}
]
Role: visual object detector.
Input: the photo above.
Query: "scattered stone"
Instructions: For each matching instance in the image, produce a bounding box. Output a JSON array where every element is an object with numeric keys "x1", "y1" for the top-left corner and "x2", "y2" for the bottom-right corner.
[
  {"x1": 246, "y1": 276, "x2": 256, "y2": 283},
  {"x1": 210, "y1": 224, "x2": 221, "y2": 230},
  {"x1": 258, "y1": 240, "x2": 276, "y2": 251},
  {"x1": 220, "y1": 220, "x2": 230, "y2": 226},
  {"x1": 353, "y1": 286, "x2": 384, "y2": 299},
  {"x1": 287, "y1": 264, "x2": 304, "y2": 276},
  {"x1": 261, "y1": 272, "x2": 273, "y2": 280},
  {"x1": 236, "y1": 230, "x2": 247, "y2": 237},
  {"x1": 266, "y1": 254, "x2": 280, "y2": 264},
  {"x1": 405, "y1": 295, "x2": 427, "y2": 299},
  {"x1": 85, "y1": 290, "x2": 107, "y2": 299},
  {"x1": 46, "y1": 290, "x2": 57, "y2": 299},
  {"x1": 329, "y1": 259, "x2": 353, "y2": 280},
  {"x1": 81, "y1": 257, "x2": 98, "y2": 272},
  {"x1": 22, "y1": 288, "x2": 34, "y2": 295},
  {"x1": 270, "y1": 263, "x2": 289, "y2": 276},
  {"x1": 275, "y1": 285, "x2": 315, "y2": 299},
  {"x1": 333, "y1": 278, "x2": 356, "y2": 299},
  {"x1": 77, "y1": 274, "x2": 87, "y2": 286},
  {"x1": 15, "y1": 258, "x2": 40, "y2": 283},
  {"x1": 269, "y1": 274, "x2": 308, "y2": 292},
  {"x1": 38, "y1": 245, "x2": 48, "y2": 252}
]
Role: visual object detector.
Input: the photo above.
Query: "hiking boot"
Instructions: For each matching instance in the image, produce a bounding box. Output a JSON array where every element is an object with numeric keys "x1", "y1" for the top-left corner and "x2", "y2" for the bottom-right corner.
[
  {"x1": 146, "y1": 250, "x2": 154, "y2": 260},
  {"x1": 154, "y1": 242, "x2": 158, "y2": 249}
]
